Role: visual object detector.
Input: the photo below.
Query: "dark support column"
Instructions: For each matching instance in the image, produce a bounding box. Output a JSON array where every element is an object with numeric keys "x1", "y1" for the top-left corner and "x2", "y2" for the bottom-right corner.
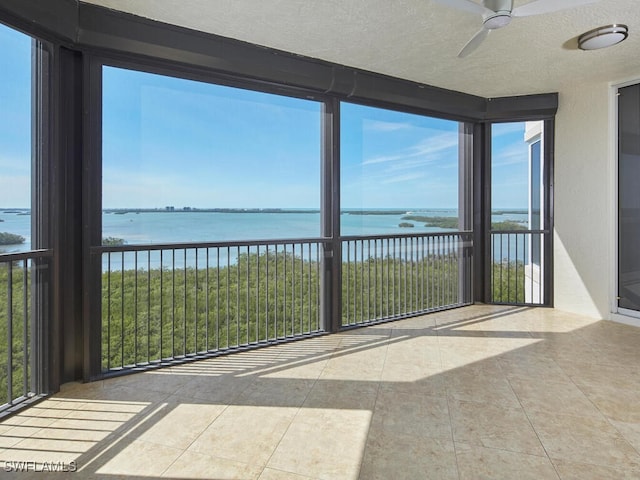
[
  {"x1": 473, "y1": 123, "x2": 491, "y2": 303},
  {"x1": 458, "y1": 123, "x2": 474, "y2": 303},
  {"x1": 320, "y1": 98, "x2": 341, "y2": 333},
  {"x1": 54, "y1": 47, "x2": 85, "y2": 385},
  {"x1": 82, "y1": 56, "x2": 103, "y2": 381}
]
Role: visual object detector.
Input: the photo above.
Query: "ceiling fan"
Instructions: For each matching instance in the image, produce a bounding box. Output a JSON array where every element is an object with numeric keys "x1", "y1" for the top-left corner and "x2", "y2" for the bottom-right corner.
[{"x1": 434, "y1": 0, "x2": 600, "y2": 57}]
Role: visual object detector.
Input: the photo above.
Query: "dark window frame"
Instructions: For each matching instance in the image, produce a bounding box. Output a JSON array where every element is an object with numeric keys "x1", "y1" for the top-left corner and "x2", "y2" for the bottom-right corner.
[{"x1": 483, "y1": 121, "x2": 554, "y2": 306}]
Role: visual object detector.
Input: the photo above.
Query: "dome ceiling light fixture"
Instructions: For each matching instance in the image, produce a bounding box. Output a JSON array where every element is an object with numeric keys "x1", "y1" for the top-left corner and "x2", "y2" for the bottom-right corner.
[{"x1": 578, "y1": 24, "x2": 629, "y2": 50}]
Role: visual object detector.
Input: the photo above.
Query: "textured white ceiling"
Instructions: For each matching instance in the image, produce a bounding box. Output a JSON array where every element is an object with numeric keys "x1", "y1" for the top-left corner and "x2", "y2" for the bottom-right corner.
[{"x1": 81, "y1": 0, "x2": 640, "y2": 97}]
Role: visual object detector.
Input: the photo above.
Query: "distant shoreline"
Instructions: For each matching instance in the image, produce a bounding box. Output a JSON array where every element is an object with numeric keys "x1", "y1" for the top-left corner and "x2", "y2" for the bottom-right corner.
[
  {"x1": 102, "y1": 208, "x2": 455, "y2": 216},
  {"x1": 2, "y1": 207, "x2": 529, "y2": 216},
  {"x1": 105, "y1": 208, "x2": 319, "y2": 214},
  {"x1": 101, "y1": 207, "x2": 527, "y2": 215}
]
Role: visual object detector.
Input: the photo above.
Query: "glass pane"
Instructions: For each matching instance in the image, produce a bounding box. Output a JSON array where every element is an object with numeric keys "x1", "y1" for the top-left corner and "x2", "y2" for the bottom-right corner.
[
  {"x1": 0, "y1": 23, "x2": 32, "y2": 252},
  {"x1": 490, "y1": 121, "x2": 545, "y2": 304},
  {"x1": 102, "y1": 66, "x2": 321, "y2": 244},
  {"x1": 491, "y1": 122, "x2": 529, "y2": 228},
  {"x1": 340, "y1": 103, "x2": 461, "y2": 235},
  {"x1": 618, "y1": 84, "x2": 640, "y2": 312}
]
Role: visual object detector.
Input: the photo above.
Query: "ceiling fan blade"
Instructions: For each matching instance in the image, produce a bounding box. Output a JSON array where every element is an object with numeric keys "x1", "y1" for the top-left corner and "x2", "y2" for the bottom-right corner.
[
  {"x1": 433, "y1": 0, "x2": 493, "y2": 16},
  {"x1": 512, "y1": 0, "x2": 599, "y2": 17},
  {"x1": 458, "y1": 28, "x2": 490, "y2": 57}
]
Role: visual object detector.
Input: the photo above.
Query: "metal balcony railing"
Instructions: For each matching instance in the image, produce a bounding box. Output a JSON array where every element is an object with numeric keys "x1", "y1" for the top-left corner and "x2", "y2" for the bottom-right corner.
[
  {"x1": 96, "y1": 239, "x2": 326, "y2": 372},
  {"x1": 341, "y1": 232, "x2": 474, "y2": 326},
  {"x1": 490, "y1": 230, "x2": 546, "y2": 305},
  {"x1": 97, "y1": 232, "x2": 474, "y2": 374},
  {"x1": 0, "y1": 250, "x2": 51, "y2": 411}
]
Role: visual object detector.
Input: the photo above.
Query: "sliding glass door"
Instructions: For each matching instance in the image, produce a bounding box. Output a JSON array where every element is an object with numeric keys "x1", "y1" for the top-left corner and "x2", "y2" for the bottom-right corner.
[{"x1": 618, "y1": 83, "x2": 640, "y2": 313}]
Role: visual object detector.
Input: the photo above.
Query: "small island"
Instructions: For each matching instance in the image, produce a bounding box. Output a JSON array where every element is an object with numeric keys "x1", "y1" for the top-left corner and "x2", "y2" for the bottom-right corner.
[
  {"x1": 401, "y1": 215, "x2": 527, "y2": 231},
  {"x1": 102, "y1": 237, "x2": 126, "y2": 246},
  {"x1": 402, "y1": 215, "x2": 459, "y2": 229},
  {"x1": 0, "y1": 232, "x2": 25, "y2": 245},
  {"x1": 398, "y1": 222, "x2": 414, "y2": 228}
]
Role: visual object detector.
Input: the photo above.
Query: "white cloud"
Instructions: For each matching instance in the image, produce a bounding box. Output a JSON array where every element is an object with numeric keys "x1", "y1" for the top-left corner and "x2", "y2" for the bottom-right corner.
[
  {"x1": 362, "y1": 132, "x2": 458, "y2": 166},
  {"x1": 385, "y1": 157, "x2": 439, "y2": 172},
  {"x1": 492, "y1": 141, "x2": 528, "y2": 167},
  {"x1": 380, "y1": 172, "x2": 425, "y2": 185},
  {"x1": 364, "y1": 120, "x2": 412, "y2": 132},
  {"x1": 492, "y1": 122, "x2": 525, "y2": 138}
]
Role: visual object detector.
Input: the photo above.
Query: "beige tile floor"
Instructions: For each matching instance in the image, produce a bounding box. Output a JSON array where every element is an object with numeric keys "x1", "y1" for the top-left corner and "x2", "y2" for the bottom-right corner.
[{"x1": 1, "y1": 305, "x2": 640, "y2": 479}]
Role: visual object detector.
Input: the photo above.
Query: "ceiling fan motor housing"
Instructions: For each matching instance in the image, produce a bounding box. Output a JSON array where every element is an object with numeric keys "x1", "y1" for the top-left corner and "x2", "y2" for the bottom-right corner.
[
  {"x1": 482, "y1": 0, "x2": 513, "y2": 29},
  {"x1": 484, "y1": 13, "x2": 511, "y2": 29},
  {"x1": 483, "y1": 0, "x2": 513, "y2": 30}
]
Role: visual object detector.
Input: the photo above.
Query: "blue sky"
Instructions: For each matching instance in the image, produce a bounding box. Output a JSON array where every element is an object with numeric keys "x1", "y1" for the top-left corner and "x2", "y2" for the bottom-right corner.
[
  {"x1": 341, "y1": 103, "x2": 461, "y2": 209},
  {"x1": 492, "y1": 122, "x2": 530, "y2": 209},
  {"x1": 103, "y1": 66, "x2": 529, "y2": 209},
  {"x1": 1, "y1": 22, "x2": 529, "y2": 210},
  {"x1": 102, "y1": 66, "x2": 322, "y2": 209},
  {"x1": 0, "y1": 23, "x2": 31, "y2": 208}
]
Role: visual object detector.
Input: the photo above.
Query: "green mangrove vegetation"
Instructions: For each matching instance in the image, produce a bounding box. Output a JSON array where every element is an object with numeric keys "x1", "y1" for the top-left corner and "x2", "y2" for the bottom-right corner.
[
  {"x1": 491, "y1": 260, "x2": 526, "y2": 304},
  {"x1": 341, "y1": 253, "x2": 466, "y2": 325},
  {"x1": 101, "y1": 251, "x2": 321, "y2": 370},
  {"x1": 0, "y1": 264, "x2": 31, "y2": 406},
  {"x1": 491, "y1": 221, "x2": 527, "y2": 231}
]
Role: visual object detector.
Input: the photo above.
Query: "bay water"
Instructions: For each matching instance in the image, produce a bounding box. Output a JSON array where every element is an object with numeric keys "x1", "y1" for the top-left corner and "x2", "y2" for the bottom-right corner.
[{"x1": 1, "y1": 208, "x2": 529, "y2": 268}]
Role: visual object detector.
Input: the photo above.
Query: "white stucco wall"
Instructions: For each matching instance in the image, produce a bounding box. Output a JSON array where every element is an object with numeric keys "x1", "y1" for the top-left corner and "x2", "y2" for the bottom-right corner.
[{"x1": 553, "y1": 81, "x2": 612, "y2": 319}]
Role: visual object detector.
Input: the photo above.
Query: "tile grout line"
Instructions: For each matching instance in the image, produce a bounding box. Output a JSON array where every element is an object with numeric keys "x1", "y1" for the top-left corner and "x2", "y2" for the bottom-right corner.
[
  {"x1": 563, "y1": 360, "x2": 640, "y2": 461},
  {"x1": 504, "y1": 330, "x2": 564, "y2": 480},
  {"x1": 353, "y1": 325, "x2": 391, "y2": 480},
  {"x1": 143, "y1": 359, "x2": 250, "y2": 478},
  {"x1": 428, "y1": 313, "x2": 459, "y2": 479},
  {"x1": 253, "y1": 332, "x2": 338, "y2": 479},
  {"x1": 438, "y1": 315, "x2": 463, "y2": 480}
]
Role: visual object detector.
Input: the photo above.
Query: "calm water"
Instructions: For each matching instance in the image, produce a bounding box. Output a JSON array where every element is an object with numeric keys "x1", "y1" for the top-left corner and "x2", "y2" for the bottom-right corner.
[
  {"x1": 1, "y1": 208, "x2": 529, "y2": 259},
  {"x1": 100, "y1": 209, "x2": 466, "y2": 244}
]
